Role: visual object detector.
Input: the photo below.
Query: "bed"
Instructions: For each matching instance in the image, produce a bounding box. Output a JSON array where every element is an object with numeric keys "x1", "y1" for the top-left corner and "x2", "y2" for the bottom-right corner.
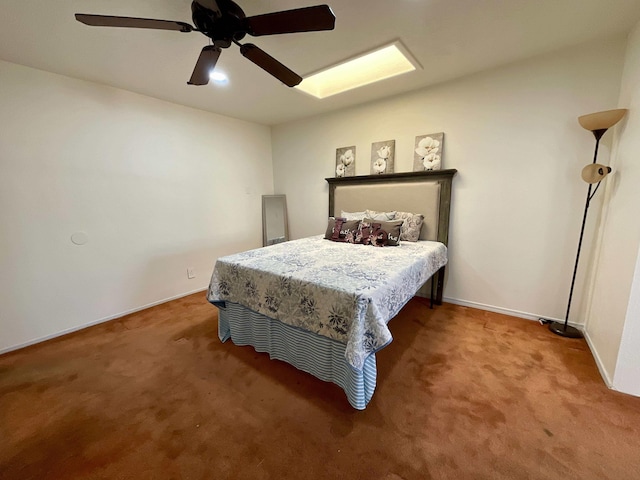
[{"x1": 207, "y1": 170, "x2": 456, "y2": 409}]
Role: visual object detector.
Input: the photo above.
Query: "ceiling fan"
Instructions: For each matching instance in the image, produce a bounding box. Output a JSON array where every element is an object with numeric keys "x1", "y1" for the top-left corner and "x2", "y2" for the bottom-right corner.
[{"x1": 75, "y1": 0, "x2": 336, "y2": 87}]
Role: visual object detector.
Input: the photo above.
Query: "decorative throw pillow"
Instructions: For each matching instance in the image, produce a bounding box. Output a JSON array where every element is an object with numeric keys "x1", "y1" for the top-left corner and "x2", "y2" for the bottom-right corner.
[
  {"x1": 340, "y1": 210, "x2": 367, "y2": 221},
  {"x1": 365, "y1": 209, "x2": 397, "y2": 221},
  {"x1": 325, "y1": 217, "x2": 336, "y2": 239},
  {"x1": 354, "y1": 221, "x2": 376, "y2": 245},
  {"x1": 369, "y1": 225, "x2": 388, "y2": 247},
  {"x1": 363, "y1": 218, "x2": 402, "y2": 246},
  {"x1": 355, "y1": 221, "x2": 388, "y2": 247},
  {"x1": 324, "y1": 217, "x2": 360, "y2": 243},
  {"x1": 395, "y1": 211, "x2": 425, "y2": 242}
]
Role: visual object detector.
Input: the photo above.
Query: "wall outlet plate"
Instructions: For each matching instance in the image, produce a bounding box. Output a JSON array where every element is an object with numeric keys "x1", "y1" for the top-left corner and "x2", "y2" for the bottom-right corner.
[{"x1": 187, "y1": 267, "x2": 195, "y2": 279}]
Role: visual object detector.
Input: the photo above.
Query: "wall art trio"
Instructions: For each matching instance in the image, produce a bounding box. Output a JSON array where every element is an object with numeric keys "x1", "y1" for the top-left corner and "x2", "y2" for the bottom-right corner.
[{"x1": 335, "y1": 132, "x2": 444, "y2": 177}]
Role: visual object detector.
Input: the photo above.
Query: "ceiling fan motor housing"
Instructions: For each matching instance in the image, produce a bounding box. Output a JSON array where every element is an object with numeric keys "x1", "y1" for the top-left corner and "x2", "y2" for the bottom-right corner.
[{"x1": 191, "y1": 0, "x2": 246, "y2": 48}]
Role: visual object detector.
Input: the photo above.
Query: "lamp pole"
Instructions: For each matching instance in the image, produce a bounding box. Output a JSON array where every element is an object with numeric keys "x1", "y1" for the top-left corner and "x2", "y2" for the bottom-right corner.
[
  {"x1": 544, "y1": 109, "x2": 626, "y2": 338},
  {"x1": 548, "y1": 131, "x2": 605, "y2": 338}
]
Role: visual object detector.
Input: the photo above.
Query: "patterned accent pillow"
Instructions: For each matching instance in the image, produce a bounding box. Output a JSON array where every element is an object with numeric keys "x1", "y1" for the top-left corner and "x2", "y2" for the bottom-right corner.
[
  {"x1": 369, "y1": 225, "x2": 388, "y2": 247},
  {"x1": 355, "y1": 221, "x2": 388, "y2": 247},
  {"x1": 324, "y1": 217, "x2": 360, "y2": 243},
  {"x1": 354, "y1": 221, "x2": 375, "y2": 244},
  {"x1": 363, "y1": 218, "x2": 402, "y2": 246},
  {"x1": 365, "y1": 210, "x2": 397, "y2": 221},
  {"x1": 324, "y1": 217, "x2": 336, "y2": 239},
  {"x1": 395, "y1": 211, "x2": 425, "y2": 242},
  {"x1": 340, "y1": 210, "x2": 367, "y2": 221}
]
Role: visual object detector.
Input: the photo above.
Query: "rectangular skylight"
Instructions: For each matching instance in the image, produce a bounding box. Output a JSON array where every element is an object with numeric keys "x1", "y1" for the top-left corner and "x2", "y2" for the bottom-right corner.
[{"x1": 295, "y1": 41, "x2": 420, "y2": 99}]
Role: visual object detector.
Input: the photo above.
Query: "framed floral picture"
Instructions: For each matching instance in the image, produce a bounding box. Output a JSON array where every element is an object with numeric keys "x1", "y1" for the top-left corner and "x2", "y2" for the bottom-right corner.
[
  {"x1": 370, "y1": 140, "x2": 395, "y2": 175},
  {"x1": 335, "y1": 146, "x2": 356, "y2": 177},
  {"x1": 413, "y1": 132, "x2": 444, "y2": 171}
]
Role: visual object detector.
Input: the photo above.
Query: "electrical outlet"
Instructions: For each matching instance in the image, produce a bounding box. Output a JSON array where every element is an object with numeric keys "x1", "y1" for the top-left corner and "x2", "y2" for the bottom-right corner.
[{"x1": 187, "y1": 267, "x2": 195, "y2": 279}]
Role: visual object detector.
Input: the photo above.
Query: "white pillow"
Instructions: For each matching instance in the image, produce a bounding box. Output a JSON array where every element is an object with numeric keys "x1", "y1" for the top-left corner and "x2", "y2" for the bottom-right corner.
[
  {"x1": 340, "y1": 210, "x2": 367, "y2": 221},
  {"x1": 365, "y1": 210, "x2": 397, "y2": 221}
]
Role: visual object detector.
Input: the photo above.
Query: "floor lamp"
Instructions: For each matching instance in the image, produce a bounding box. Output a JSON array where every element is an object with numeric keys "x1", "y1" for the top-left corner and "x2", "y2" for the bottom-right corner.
[{"x1": 548, "y1": 108, "x2": 628, "y2": 338}]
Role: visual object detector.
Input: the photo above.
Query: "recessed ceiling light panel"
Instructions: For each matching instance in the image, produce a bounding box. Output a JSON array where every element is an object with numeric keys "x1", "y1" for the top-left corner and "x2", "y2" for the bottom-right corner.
[{"x1": 296, "y1": 41, "x2": 421, "y2": 99}]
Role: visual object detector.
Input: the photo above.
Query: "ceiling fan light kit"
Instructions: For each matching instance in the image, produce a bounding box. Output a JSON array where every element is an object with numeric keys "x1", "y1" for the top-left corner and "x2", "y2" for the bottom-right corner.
[{"x1": 75, "y1": 0, "x2": 336, "y2": 87}]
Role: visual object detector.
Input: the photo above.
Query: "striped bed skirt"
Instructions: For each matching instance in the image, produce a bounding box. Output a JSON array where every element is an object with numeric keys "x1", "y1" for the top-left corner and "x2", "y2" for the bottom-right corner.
[{"x1": 216, "y1": 301, "x2": 378, "y2": 410}]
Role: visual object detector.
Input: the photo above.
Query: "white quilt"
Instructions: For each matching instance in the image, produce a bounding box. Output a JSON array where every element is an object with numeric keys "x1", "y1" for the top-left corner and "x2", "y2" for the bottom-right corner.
[{"x1": 208, "y1": 235, "x2": 447, "y2": 370}]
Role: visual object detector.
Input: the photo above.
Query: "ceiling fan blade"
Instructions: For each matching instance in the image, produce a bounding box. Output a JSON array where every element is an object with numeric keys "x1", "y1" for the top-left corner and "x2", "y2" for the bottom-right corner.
[
  {"x1": 240, "y1": 44, "x2": 302, "y2": 87},
  {"x1": 244, "y1": 5, "x2": 335, "y2": 37},
  {"x1": 188, "y1": 46, "x2": 222, "y2": 86},
  {"x1": 75, "y1": 14, "x2": 194, "y2": 33}
]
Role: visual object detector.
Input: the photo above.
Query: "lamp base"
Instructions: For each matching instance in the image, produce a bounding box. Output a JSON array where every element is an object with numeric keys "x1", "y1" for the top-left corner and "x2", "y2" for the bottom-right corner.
[{"x1": 548, "y1": 321, "x2": 583, "y2": 339}]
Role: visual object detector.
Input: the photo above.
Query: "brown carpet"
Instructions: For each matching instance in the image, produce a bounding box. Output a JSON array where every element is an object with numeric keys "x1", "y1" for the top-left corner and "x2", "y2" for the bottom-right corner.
[{"x1": 1, "y1": 294, "x2": 639, "y2": 480}]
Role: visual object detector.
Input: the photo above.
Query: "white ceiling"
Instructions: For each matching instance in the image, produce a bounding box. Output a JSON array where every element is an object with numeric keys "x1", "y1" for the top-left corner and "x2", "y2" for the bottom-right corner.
[{"x1": 1, "y1": 0, "x2": 639, "y2": 126}]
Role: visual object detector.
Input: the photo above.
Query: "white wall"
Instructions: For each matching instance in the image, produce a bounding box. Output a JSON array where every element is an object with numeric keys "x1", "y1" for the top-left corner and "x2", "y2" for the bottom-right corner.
[
  {"x1": 0, "y1": 60, "x2": 273, "y2": 353},
  {"x1": 272, "y1": 37, "x2": 626, "y2": 322},
  {"x1": 613, "y1": 243, "x2": 640, "y2": 395},
  {"x1": 585, "y1": 20, "x2": 640, "y2": 392}
]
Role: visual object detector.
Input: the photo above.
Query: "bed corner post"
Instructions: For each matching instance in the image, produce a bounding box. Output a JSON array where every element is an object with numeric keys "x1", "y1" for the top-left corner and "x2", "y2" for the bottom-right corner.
[
  {"x1": 326, "y1": 178, "x2": 337, "y2": 217},
  {"x1": 435, "y1": 267, "x2": 446, "y2": 305},
  {"x1": 435, "y1": 170, "x2": 456, "y2": 305}
]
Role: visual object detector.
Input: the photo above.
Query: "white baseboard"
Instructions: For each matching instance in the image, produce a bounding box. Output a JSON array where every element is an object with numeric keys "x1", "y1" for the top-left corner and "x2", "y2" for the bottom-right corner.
[
  {"x1": 443, "y1": 297, "x2": 616, "y2": 387},
  {"x1": 0, "y1": 287, "x2": 209, "y2": 356},
  {"x1": 583, "y1": 329, "x2": 614, "y2": 388},
  {"x1": 442, "y1": 296, "x2": 583, "y2": 329}
]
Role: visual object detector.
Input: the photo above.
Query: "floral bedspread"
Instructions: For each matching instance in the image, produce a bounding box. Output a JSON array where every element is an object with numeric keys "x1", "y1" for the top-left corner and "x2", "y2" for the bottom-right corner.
[{"x1": 207, "y1": 236, "x2": 447, "y2": 370}]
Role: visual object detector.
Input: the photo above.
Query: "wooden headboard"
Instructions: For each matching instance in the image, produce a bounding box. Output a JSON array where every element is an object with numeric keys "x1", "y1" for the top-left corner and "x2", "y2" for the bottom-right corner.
[
  {"x1": 326, "y1": 170, "x2": 457, "y2": 304},
  {"x1": 325, "y1": 170, "x2": 457, "y2": 245}
]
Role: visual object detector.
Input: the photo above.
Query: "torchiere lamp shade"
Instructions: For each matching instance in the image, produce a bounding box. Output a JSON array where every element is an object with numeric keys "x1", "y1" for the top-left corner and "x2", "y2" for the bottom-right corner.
[
  {"x1": 582, "y1": 163, "x2": 612, "y2": 184},
  {"x1": 578, "y1": 109, "x2": 628, "y2": 132}
]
